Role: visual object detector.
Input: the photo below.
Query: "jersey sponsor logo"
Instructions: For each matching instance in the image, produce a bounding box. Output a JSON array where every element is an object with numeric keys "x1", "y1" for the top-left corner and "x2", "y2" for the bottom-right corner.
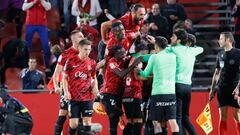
[
  {"x1": 74, "y1": 71, "x2": 88, "y2": 80},
  {"x1": 155, "y1": 101, "x2": 176, "y2": 107}
]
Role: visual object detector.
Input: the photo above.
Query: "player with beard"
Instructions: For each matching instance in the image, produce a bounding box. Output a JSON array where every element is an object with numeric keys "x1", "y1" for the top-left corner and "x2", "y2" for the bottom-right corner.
[
  {"x1": 63, "y1": 39, "x2": 98, "y2": 135},
  {"x1": 169, "y1": 29, "x2": 203, "y2": 135},
  {"x1": 100, "y1": 45, "x2": 142, "y2": 135},
  {"x1": 52, "y1": 30, "x2": 84, "y2": 135},
  {"x1": 101, "y1": 3, "x2": 146, "y2": 44}
]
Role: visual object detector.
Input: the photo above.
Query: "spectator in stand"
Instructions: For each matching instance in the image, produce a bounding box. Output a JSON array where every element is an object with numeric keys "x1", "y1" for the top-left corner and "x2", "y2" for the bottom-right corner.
[
  {"x1": 49, "y1": 44, "x2": 62, "y2": 82},
  {"x1": 108, "y1": 0, "x2": 128, "y2": 19},
  {"x1": 144, "y1": 3, "x2": 170, "y2": 39},
  {"x1": 63, "y1": 0, "x2": 72, "y2": 34},
  {"x1": 22, "y1": 0, "x2": 51, "y2": 72},
  {"x1": 0, "y1": 39, "x2": 29, "y2": 89},
  {"x1": 71, "y1": 0, "x2": 102, "y2": 30},
  {"x1": 160, "y1": 0, "x2": 187, "y2": 34},
  {"x1": 184, "y1": 19, "x2": 196, "y2": 35},
  {"x1": 5, "y1": 0, "x2": 24, "y2": 38},
  {"x1": 20, "y1": 57, "x2": 44, "y2": 92}
]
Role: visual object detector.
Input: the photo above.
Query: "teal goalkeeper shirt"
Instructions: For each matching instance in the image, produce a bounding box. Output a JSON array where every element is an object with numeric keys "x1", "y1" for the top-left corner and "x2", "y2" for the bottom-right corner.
[
  {"x1": 139, "y1": 49, "x2": 176, "y2": 95},
  {"x1": 169, "y1": 44, "x2": 204, "y2": 85}
]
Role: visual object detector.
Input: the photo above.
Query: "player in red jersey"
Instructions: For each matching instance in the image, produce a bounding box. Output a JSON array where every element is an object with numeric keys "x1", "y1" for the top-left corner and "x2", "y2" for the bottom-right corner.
[
  {"x1": 101, "y1": 3, "x2": 145, "y2": 44},
  {"x1": 122, "y1": 43, "x2": 149, "y2": 135},
  {"x1": 52, "y1": 29, "x2": 84, "y2": 135},
  {"x1": 63, "y1": 39, "x2": 98, "y2": 135},
  {"x1": 105, "y1": 21, "x2": 136, "y2": 61},
  {"x1": 100, "y1": 45, "x2": 142, "y2": 135}
]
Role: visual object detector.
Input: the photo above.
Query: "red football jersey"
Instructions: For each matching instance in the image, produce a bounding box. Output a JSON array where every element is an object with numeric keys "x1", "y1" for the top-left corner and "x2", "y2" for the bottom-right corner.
[
  {"x1": 114, "y1": 12, "x2": 144, "y2": 33},
  {"x1": 64, "y1": 56, "x2": 96, "y2": 101},
  {"x1": 123, "y1": 57, "x2": 142, "y2": 98},
  {"x1": 105, "y1": 36, "x2": 132, "y2": 61},
  {"x1": 101, "y1": 58, "x2": 124, "y2": 95},
  {"x1": 57, "y1": 47, "x2": 79, "y2": 66}
]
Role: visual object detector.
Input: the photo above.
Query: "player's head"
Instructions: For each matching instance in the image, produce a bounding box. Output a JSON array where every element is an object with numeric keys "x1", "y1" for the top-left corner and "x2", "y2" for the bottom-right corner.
[
  {"x1": 135, "y1": 42, "x2": 149, "y2": 55},
  {"x1": 0, "y1": 89, "x2": 9, "y2": 103},
  {"x1": 167, "y1": 0, "x2": 177, "y2": 4},
  {"x1": 154, "y1": 36, "x2": 168, "y2": 52},
  {"x1": 111, "y1": 45, "x2": 126, "y2": 60},
  {"x1": 111, "y1": 21, "x2": 125, "y2": 41},
  {"x1": 151, "y1": 3, "x2": 160, "y2": 16},
  {"x1": 28, "y1": 57, "x2": 37, "y2": 70},
  {"x1": 171, "y1": 29, "x2": 188, "y2": 46},
  {"x1": 70, "y1": 29, "x2": 84, "y2": 47},
  {"x1": 186, "y1": 33, "x2": 196, "y2": 47},
  {"x1": 219, "y1": 32, "x2": 235, "y2": 48},
  {"x1": 131, "y1": 4, "x2": 146, "y2": 25},
  {"x1": 78, "y1": 38, "x2": 92, "y2": 59}
]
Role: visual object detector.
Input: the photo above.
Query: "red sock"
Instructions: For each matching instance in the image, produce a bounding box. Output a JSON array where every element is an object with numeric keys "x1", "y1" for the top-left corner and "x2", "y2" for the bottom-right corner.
[
  {"x1": 235, "y1": 121, "x2": 240, "y2": 135},
  {"x1": 219, "y1": 121, "x2": 227, "y2": 135}
]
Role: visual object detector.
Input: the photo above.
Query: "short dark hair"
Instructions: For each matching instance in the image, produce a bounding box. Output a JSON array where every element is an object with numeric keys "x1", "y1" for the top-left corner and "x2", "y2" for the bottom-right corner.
[
  {"x1": 155, "y1": 36, "x2": 168, "y2": 49},
  {"x1": 112, "y1": 21, "x2": 123, "y2": 29},
  {"x1": 173, "y1": 29, "x2": 188, "y2": 45},
  {"x1": 79, "y1": 38, "x2": 92, "y2": 46},
  {"x1": 187, "y1": 33, "x2": 196, "y2": 45},
  {"x1": 173, "y1": 20, "x2": 185, "y2": 31},
  {"x1": 220, "y1": 32, "x2": 235, "y2": 44},
  {"x1": 135, "y1": 42, "x2": 149, "y2": 53},
  {"x1": 131, "y1": 3, "x2": 145, "y2": 12},
  {"x1": 29, "y1": 56, "x2": 37, "y2": 61}
]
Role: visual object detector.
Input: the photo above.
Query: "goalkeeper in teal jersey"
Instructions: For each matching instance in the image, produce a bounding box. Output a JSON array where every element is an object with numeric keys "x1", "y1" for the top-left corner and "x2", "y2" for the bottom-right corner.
[
  {"x1": 135, "y1": 36, "x2": 179, "y2": 135},
  {"x1": 169, "y1": 29, "x2": 203, "y2": 135}
]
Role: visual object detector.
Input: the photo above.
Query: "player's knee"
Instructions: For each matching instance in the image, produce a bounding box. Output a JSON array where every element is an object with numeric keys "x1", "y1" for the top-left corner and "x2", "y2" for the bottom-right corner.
[
  {"x1": 59, "y1": 109, "x2": 68, "y2": 116},
  {"x1": 69, "y1": 119, "x2": 79, "y2": 129},
  {"x1": 168, "y1": 119, "x2": 179, "y2": 132},
  {"x1": 82, "y1": 117, "x2": 91, "y2": 125}
]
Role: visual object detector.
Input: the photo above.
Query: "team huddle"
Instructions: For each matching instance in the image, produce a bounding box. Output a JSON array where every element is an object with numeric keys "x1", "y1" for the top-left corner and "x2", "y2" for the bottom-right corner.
[{"x1": 49, "y1": 3, "x2": 240, "y2": 135}]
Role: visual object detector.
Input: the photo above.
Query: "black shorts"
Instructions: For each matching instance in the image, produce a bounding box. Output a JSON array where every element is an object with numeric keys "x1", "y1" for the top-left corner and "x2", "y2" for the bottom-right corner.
[
  {"x1": 68, "y1": 100, "x2": 93, "y2": 118},
  {"x1": 217, "y1": 85, "x2": 240, "y2": 108},
  {"x1": 123, "y1": 98, "x2": 143, "y2": 119},
  {"x1": 149, "y1": 94, "x2": 176, "y2": 121},
  {"x1": 59, "y1": 91, "x2": 69, "y2": 110},
  {"x1": 100, "y1": 93, "x2": 122, "y2": 116}
]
